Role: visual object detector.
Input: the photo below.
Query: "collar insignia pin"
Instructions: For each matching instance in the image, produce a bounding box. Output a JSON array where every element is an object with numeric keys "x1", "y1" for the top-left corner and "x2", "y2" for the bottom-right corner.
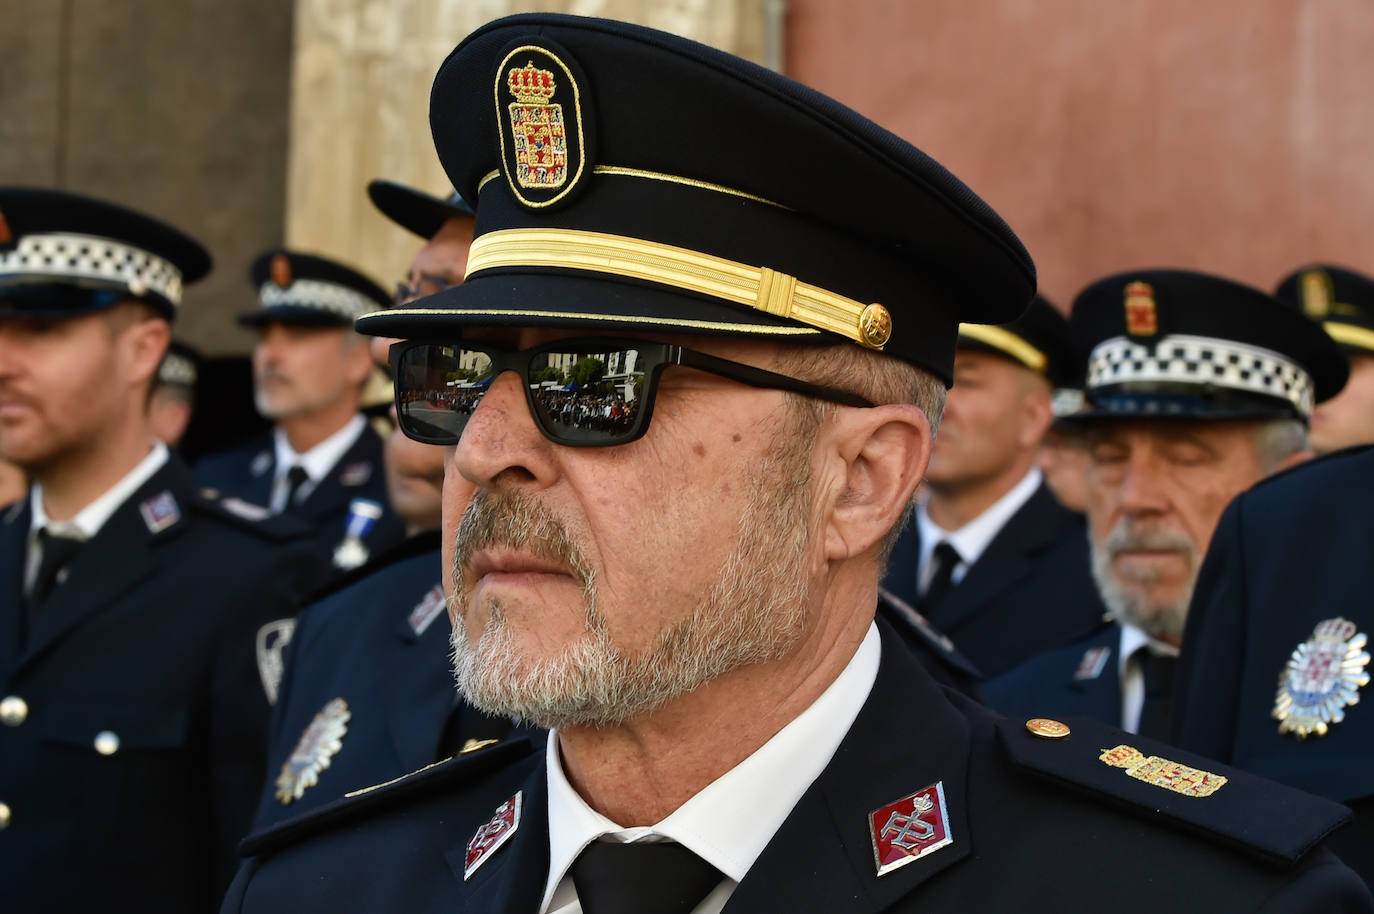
[
  {"x1": 465, "y1": 792, "x2": 522, "y2": 880},
  {"x1": 1274, "y1": 617, "x2": 1370, "y2": 739},
  {"x1": 340, "y1": 461, "x2": 373, "y2": 487},
  {"x1": 275, "y1": 697, "x2": 350, "y2": 804},
  {"x1": 1074, "y1": 645, "x2": 1112, "y2": 681},
  {"x1": 408, "y1": 585, "x2": 447, "y2": 637},
  {"x1": 1099, "y1": 745, "x2": 1227, "y2": 797},
  {"x1": 250, "y1": 450, "x2": 272, "y2": 477},
  {"x1": 869, "y1": 781, "x2": 954, "y2": 876},
  {"x1": 139, "y1": 491, "x2": 180, "y2": 534}
]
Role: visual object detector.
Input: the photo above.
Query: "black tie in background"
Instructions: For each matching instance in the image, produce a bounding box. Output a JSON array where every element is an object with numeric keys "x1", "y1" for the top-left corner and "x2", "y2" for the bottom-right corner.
[
  {"x1": 25, "y1": 528, "x2": 85, "y2": 631},
  {"x1": 920, "y1": 541, "x2": 962, "y2": 614},
  {"x1": 571, "y1": 840, "x2": 723, "y2": 914},
  {"x1": 1137, "y1": 650, "x2": 1178, "y2": 740},
  {"x1": 283, "y1": 465, "x2": 310, "y2": 511}
]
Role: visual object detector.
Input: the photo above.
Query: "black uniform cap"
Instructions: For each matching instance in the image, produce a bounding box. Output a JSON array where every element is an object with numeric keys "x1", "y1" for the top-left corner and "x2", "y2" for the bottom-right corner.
[
  {"x1": 1068, "y1": 268, "x2": 1348, "y2": 423},
  {"x1": 240, "y1": 250, "x2": 390, "y2": 328},
  {"x1": 956, "y1": 295, "x2": 1080, "y2": 389},
  {"x1": 157, "y1": 339, "x2": 201, "y2": 389},
  {"x1": 1275, "y1": 264, "x2": 1374, "y2": 358},
  {"x1": 0, "y1": 186, "x2": 210, "y2": 320},
  {"x1": 367, "y1": 180, "x2": 474, "y2": 240},
  {"x1": 356, "y1": 13, "x2": 1036, "y2": 386}
]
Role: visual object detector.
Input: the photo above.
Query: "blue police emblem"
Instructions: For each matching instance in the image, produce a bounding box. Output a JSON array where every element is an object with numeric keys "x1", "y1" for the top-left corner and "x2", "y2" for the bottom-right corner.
[
  {"x1": 1273, "y1": 617, "x2": 1371, "y2": 739},
  {"x1": 275, "y1": 697, "x2": 351, "y2": 805}
]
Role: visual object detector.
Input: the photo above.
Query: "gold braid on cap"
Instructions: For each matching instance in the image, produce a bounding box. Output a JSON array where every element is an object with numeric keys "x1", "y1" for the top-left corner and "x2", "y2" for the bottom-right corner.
[{"x1": 956, "y1": 323, "x2": 1047, "y2": 373}]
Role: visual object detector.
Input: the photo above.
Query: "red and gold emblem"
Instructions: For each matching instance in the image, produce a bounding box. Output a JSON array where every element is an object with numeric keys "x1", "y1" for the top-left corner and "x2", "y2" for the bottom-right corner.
[
  {"x1": 1273, "y1": 617, "x2": 1371, "y2": 739},
  {"x1": 1299, "y1": 269, "x2": 1334, "y2": 319},
  {"x1": 270, "y1": 253, "x2": 292, "y2": 288},
  {"x1": 0, "y1": 207, "x2": 12, "y2": 245},
  {"x1": 1124, "y1": 281, "x2": 1158, "y2": 337},
  {"x1": 868, "y1": 782, "x2": 954, "y2": 876},
  {"x1": 1099, "y1": 745, "x2": 1227, "y2": 797},
  {"x1": 465, "y1": 792, "x2": 522, "y2": 880},
  {"x1": 507, "y1": 61, "x2": 567, "y2": 191}
]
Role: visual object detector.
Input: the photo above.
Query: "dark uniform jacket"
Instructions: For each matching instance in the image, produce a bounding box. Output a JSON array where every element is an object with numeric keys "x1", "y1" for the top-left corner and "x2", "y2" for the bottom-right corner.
[
  {"x1": 0, "y1": 456, "x2": 329, "y2": 913},
  {"x1": 223, "y1": 621, "x2": 1371, "y2": 913},
  {"x1": 253, "y1": 533, "x2": 531, "y2": 831},
  {"x1": 882, "y1": 481, "x2": 1107, "y2": 677},
  {"x1": 194, "y1": 425, "x2": 405, "y2": 572},
  {"x1": 1173, "y1": 445, "x2": 1374, "y2": 887},
  {"x1": 982, "y1": 622, "x2": 1123, "y2": 727}
]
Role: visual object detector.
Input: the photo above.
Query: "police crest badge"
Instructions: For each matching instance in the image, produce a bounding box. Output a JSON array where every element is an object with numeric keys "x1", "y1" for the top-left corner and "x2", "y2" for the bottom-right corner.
[
  {"x1": 275, "y1": 697, "x2": 351, "y2": 804},
  {"x1": 1099, "y1": 745, "x2": 1227, "y2": 798},
  {"x1": 1124, "y1": 280, "x2": 1158, "y2": 337},
  {"x1": 868, "y1": 782, "x2": 954, "y2": 876},
  {"x1": 270, "y1": 253, "x2": 292, "y2": 288},
  {"x1": 496, "y1": 42, "x2": 589, "y2": 210},
  {"x1": 0, "y1": 207, "x2": 12, "y2": 245},
  {"x1": 465, "y1": 792, "x2": 522, "y2": 879},
  {"x1": 1299, "y1": 269, "x2": 1334, "y2": 320},
  {"x1": 1273, "y1": 617, "x2": 1371, "y2": 739}
]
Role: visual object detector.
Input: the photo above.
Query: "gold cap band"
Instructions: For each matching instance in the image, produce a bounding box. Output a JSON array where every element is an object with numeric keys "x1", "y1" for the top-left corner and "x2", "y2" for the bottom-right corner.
[
  {"x1": 956, "y1": 323, "x2": 1047, "y2": 373},
  {"x1": 1325, "y1": 321, "x2": 1374, "y2": 354}
]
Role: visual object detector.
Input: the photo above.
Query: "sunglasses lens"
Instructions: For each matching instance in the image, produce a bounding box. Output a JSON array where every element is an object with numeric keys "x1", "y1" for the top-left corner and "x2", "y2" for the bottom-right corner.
[
  {"x1": 395, "y1": 344, "x2": 493, "y2": 443},
  {"x1": 528, "y1": 346, "x2": 647, "y2": 444}
]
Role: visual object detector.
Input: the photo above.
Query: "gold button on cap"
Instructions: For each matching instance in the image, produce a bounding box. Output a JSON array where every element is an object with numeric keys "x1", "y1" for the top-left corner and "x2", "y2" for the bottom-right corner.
[
  {"x1": 0, "y1": 695, "x2": 27, "y2": 727},
  {"x1": 0, "y1": 801, "x2": 10, "y2": 829},
  {"x1": 93, "y1": 730, "x2": 120, "y2": 756},
  {"x1": 1026, "y1": 718, "x2": 1071, "y2": 739}
]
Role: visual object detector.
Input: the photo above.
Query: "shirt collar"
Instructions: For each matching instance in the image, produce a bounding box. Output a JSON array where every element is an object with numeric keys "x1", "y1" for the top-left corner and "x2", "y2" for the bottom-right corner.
[
  {"x1": 541, "y1": 622, "x2": 882, "y2": 913},
  {"x1": 917, "y1": 465, "x2": 1043, "y2": 577},
  {"x1": 272, "y1": 414, "x2": 366, "y2": 483},
  {"x1": 30, "y1": 441, "x2": 170, "y2": 540},
  {"x1": 1117, "y1": 622, "x2": 1180, "y2": 676}
]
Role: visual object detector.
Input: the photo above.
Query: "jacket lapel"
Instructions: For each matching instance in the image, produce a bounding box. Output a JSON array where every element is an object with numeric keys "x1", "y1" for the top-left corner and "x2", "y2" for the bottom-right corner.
[
  {"x1": 18, "y1": 460, "x2": 191, "y2": 670},
  {"x1": 881, "y1": 522, "x2": 922, "y2": 608},
  {"x1": 1066, "y1": 626, "x2": 1124, "y2": 726},
  {"x1": 381, "y1": 589, "x2": 457, "y2": 769},
  {"x1": 447, "y1": 760, "x2": 550, "y2": 914},
  {"x1": 0, "y1": 499, "x2": 30, "y2": 677},
  {"x1": 724, "y1": 623, "x2": 973, "y2": 913}
]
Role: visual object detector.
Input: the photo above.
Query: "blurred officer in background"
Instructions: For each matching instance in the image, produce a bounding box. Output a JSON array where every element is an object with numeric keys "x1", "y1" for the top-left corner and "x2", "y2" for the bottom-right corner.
[
  {"x1": 149, "y1": 338, "x2": 200, "y2": 450},
  {"x1": 0, "y1": 187, "x2": 328, "y2": 912},
  {"x1": 224, "y1": 16, "x2": 1366, "y2": 913},
  {"x1": 195, "y1": 251, "x2": 405, "y2": 572},
  {"x1": 882, "y1": 296, "x2": 1104, "y2": 677},
  {"x1": 984, "y1": 270, "x2": 1344, "y2": 738},
  {"x1": 1275, "y1": 264, "x2": 1374, "y2": 454}
]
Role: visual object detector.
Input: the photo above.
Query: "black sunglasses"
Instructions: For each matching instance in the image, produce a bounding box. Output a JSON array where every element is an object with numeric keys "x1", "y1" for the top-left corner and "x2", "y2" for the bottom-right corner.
[
  {"x1": 388, "y1": 337, "x2": 873, "y2": 447},
  {"x1": 392, "y1": 272, "x2": 460, "y2": 306}
]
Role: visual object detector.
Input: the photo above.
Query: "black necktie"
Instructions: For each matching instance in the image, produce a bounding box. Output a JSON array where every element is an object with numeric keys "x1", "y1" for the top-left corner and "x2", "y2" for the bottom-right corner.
[
  {"x1": 571, "y1": 840, "x2": 723, "y2": 914},
  {"x1": 920, "y1": 541, "x2": 962, "y2": 613},
  {"x1": 1137, "y1": 650, "x2": 1177, "y2": 740},
  {"x1": 27, "y1": 528, "x2": 85, "y2": 622},
  {"x1": 282, "y1": 465, "x2": 310, "y2": 511}
]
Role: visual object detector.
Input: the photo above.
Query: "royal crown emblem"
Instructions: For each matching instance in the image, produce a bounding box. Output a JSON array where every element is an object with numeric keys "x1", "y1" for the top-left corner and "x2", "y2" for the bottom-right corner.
[
  {"x1": 1273, "y1": 617, "x2": 1371, "y2": 739},
  {"x1": 1124, "y1": 281, "x2": 1158, "y2": 337},
  {"x1": 1099, "y1": 744, "x2": 1227, "y2": 797},
  {"x1": 275, "y1": 697, "x2": 350, "y2": 804},
  {"x1": 506, "y1": 61, "x2": 568, "y2": 191},
  {"x1": 1299, "y1": 269, "x2": 1333, "y2": 319}
]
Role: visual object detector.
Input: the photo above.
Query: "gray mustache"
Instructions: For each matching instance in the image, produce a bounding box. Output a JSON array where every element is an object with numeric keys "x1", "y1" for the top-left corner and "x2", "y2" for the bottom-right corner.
[{"x1": 452, "y1": 490, "x2": 593, "y2": 593}]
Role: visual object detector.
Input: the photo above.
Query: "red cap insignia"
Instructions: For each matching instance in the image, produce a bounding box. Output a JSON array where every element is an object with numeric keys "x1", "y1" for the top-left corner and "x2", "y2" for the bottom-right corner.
[
  {"x1": 1124, "y1": 281, "x2": 1158, "y2": 337},
  {"x1": 0, "y1": 207, "x2": 11, "y2": 245},
  {"x1": 270, "y1": 253, "x2": 292, "y2": 288},
  {"x1": 464, "y1": 792, "x2": 522, "y2": 880},
  {"x1": 868, "y1": 781, "x2": 954, "y2": 876}
]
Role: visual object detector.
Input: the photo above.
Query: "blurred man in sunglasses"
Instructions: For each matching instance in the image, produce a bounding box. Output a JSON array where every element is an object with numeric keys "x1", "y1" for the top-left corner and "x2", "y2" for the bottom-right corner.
[
  {"x1": 195, "y1": 252, "x2": 405, "y2": 573},
  {"x1": 224, "y1": 15, "x2": 1369, "y2": 913},
  {"x1": 251, "y1": 182, "x2": 532, "y2": 830}
]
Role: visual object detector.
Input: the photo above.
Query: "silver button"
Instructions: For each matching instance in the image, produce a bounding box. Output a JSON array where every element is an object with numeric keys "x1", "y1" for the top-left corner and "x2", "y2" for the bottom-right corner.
[
  {"x1": 93, "y1": 730, "x2": 120, "y2": 756},
  {"x1": 0, "y1": 695, "x2": 27, "y2": 727},
  {"x1": 0, "y1": 801, "x2": 10, "y2": 829}
]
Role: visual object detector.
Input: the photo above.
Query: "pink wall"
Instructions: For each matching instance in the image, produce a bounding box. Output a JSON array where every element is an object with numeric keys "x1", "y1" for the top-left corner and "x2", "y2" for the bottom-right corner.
[{"x1": 786, "y1": 0, "x2": 1374, "y2": 309}]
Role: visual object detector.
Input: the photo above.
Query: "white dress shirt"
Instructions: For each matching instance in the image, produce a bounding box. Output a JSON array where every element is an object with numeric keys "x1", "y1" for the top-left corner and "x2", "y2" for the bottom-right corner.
[
  {"x1": 26, "y1": 441, "x2": 169, "y2": 591},
  {"x1": 1117, "y1": 623, "x2": 1181, "y2": 733},
  {"x1": 269, "y1": 414, "x2": 366, "y2": 513},
  {"x1": 915, "y1": 466, "x2": 1043, "y2": 595},
  {"x1": 540, "y1": 622, "x2": 883, "y2": 914}
]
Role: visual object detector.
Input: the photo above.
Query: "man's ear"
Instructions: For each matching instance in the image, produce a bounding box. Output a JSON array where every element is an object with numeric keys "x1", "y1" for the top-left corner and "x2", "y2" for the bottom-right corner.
[
  {"x1": 124, "y1": 315, "x2": 171, "y2": 389},
  {"x1": 819, "y1": 403, "x2": 931, "y2": 562}
]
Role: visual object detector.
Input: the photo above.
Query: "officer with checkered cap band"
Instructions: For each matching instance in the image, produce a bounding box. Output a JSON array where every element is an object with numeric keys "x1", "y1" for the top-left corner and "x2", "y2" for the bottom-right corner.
[
  {"x1": 194, "y1": 250, "x2": 406, "y2": 573},
  {"x1": 223, "y1": 17, "x2": 1368, "y2": 914},
  {"x1": 149, "y1": 338, "x2": 201, "y2": 450},
  {"x1": 1275, "y1": 264, "x2": 1374, "y2": 453},
  {"x1": 248, "y1": 181, "x2": 535, "y2": 833},
  {"x1": 983, "y1": 269, "x2": 1346, "y2": 739},
  {"x1": 0, "y1": 187, "x2": 329, "y2": 912}
]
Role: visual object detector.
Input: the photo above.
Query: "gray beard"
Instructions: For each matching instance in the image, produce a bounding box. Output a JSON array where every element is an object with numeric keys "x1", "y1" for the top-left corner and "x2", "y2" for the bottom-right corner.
[{"x1": 1087, "y1": 521, "x2": 1195, "y2": 644}]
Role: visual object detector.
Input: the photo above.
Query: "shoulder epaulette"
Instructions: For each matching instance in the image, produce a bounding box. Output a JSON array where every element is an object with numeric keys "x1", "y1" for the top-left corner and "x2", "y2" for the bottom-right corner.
[
  {"x1": 997, "y1": 715, "x2": 1351, "y2": 866},
  {"x1": 189, "y1": 488, "x2": 316, "y2": 542},
  {"x1": 239, "y1": 736, "x2": 537, "y2": 858},
  {"x1": 878, "y1": 587, "x2": 982, "y2": 680},
  {"x1": 304, "y1": 529, "x2": 442, "y2": 603}
]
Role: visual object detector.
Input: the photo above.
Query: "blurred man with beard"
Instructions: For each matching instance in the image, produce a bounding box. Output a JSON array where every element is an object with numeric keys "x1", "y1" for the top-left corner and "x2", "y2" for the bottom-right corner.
[
  {"x1": 251, "y1": 183, "x2": 532, "y2": 830},
  {"x1": 195, "y1": 251, "x2": 404, "y2": 572},
  {"x1": 223, "y1": 18, "x2": 1368, "y2": 913},
  {"x1": 983, "y1": 270, "x2": 1344, "y2": 738}
]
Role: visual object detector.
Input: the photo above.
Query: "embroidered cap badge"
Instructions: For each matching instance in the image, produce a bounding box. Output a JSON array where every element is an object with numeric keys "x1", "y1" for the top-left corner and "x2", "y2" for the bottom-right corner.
[
  {"x1": 496, "y1": 42, "x2": 589, "y2": 210},
  {"x1": 1124, "y1": 281, "x2": 1158, "y2": 337}
]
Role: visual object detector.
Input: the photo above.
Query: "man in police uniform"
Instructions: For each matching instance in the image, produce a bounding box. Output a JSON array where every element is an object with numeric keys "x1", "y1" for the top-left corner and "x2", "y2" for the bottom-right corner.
[
  {"x1": 1276, "y1": 264, "x2": 1374, "y2": 453},
  {"x1": 149, "y1": 339, "x2": 200, "y2": 450},
  {"x1": 195, "y1": 251, "x2": 405, "y2": 571},
  {"x1": 254, "y1": 182, "x2": 532, "y2": 830},
  {"x1": 0, "y1": 187, "x2": 329, "y2": 912},
  {"x1": 882, "y1": 296, "x2": 1104, "y2": 677},
  {"x1": 983, "y1": 271, "x2": 1343, "y2": 739},
  {"x1": 1173, "y1": 446, "x2": 1374, "y2": 885},
  {"x1": 223, "y1": 16, "x2": 1369, "y2": 913}
]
